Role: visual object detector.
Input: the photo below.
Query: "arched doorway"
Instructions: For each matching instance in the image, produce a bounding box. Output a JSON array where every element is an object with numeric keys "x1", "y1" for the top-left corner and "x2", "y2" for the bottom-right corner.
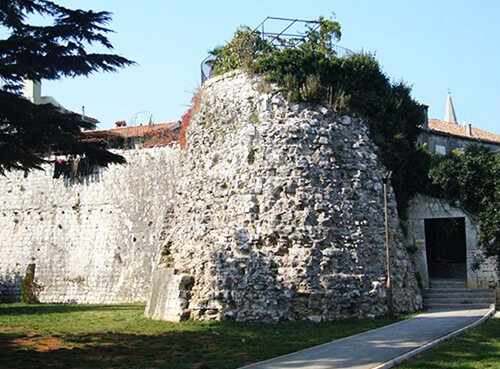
[{"x1": 424, "y1": 217, "x2": 467, "y2": 281}]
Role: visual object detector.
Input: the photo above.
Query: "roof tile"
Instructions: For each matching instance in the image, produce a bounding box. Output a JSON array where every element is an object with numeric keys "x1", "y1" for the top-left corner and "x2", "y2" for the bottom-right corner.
[
  {"x1": 82, "y1": 122, "x2": 178, "y2": 139},
  {"x1": 428, "y1": 119, "x2": 500, "y2": 144}
]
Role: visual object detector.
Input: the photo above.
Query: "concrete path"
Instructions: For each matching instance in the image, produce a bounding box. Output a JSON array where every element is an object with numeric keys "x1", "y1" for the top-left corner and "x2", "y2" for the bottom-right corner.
[{"x1": 240, "y1": 308, "x2": 495, "y2": 369}]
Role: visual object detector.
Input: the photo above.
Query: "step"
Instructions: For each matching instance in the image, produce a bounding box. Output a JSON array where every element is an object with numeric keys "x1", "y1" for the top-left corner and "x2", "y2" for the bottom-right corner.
[
  {"x1": 423, "y1": 289, "x2": 494, "y2": 298},
  {"x1": 423, "y1": 288, "x2": 493, "y2": 292},
  {"x1": 430, "y1": 281, "x2": 467, "y2": 288},
  {"x1": 425, "y1": 297, "x2": 494, "y2": 305},
  {"x1": 423, "y1": 303, "x2": 493, "y2": 310},
  {"x1": 422, "y1": 286, "x2": 496, "y2": 311},
  {"x1": 424, "y1": 294, "x2": 494, "y2": 302}
]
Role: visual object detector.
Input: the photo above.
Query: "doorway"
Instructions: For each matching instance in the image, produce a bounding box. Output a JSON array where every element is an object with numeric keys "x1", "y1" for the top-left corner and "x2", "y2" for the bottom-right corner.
[{"x1": 424, "y1": 217, "x2": 467, "y2": 280}]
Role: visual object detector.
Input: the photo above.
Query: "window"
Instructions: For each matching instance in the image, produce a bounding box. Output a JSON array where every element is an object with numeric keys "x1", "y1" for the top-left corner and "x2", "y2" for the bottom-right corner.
[{"x1": 435, "y1": 145, "x2": 446, "y2": 155}]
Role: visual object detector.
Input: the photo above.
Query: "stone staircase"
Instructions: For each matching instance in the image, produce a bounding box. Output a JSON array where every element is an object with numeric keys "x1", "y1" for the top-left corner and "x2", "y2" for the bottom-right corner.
[{"x1": 423, "y1": 280, "x2": 496, "y2": 310}]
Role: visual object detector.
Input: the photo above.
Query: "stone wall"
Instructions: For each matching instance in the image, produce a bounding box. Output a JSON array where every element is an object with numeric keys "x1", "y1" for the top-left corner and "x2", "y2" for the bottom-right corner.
[
  {"x1": 0, "y1": 147, "x2": 178, "y2": 303},
  {"x1": 420, "y1": 130, "x2": 500, "y2": 156},
  {"x1": 1, "y1": 71, "x2": 423, "y2": 319},
  {"x1": 407, "y1": 194, "x2": 499, "y2": 289},
  {"x1": 146, "y1": 71, "x2": 422, "y2": 322}
]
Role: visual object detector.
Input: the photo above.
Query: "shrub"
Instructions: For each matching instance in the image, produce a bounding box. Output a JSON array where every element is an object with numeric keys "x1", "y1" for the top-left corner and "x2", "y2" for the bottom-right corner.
[
  {"x1": 299, "y1": 75, "x2": 323, "y2": 104},
  {"x1": 207, "y1": 26, "x2": 275, "y2": 76}
]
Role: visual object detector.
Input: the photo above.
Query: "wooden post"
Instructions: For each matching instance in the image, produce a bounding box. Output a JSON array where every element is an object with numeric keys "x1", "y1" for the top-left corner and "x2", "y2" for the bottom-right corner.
[{"x1": 383, "y1": 172, "x2": 394, "y2": 319}]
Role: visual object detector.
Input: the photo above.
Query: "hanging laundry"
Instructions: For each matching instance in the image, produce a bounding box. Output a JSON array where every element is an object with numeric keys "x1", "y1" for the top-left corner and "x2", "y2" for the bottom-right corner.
[
  {"x1": 53, "y1": 155, "x2": 97, "y2": 180},
  {"x1": 53, "y1": 158, "x2": 65, "y2": 179},
  {"x1": 71, "y1": 156, "x2": 81, "y2": 178}
]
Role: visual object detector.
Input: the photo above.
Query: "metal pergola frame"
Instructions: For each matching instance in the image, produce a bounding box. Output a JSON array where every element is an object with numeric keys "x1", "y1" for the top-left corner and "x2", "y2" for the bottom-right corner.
[
  {"x1": 253, "y1": 16, "x2": 320, "y2": 49},
  {"x1": 201, "y1": 16, "x2": 353, "y2": 83}
]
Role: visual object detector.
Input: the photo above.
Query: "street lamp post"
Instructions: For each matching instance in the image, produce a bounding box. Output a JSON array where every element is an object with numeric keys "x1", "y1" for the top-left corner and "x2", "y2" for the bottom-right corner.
[{"x1": 382, "y1": 171, "x2": 394, "y2": 319}]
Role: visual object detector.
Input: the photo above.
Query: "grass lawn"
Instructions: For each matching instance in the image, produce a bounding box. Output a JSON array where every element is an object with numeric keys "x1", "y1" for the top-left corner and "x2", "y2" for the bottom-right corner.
[
  {"x1": 0, "y1": 303, "x2": 399, "y2": 369},
  {"x1": 397, "y1": 316, "x2": 500, "y2": 369}
]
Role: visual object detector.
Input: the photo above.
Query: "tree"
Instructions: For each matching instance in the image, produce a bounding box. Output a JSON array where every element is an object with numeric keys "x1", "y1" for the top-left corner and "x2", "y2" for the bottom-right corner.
[
  {"x1": 0, "y1": 0, "x2": 134, "y2": 175},
  {"x1": 430, "y1": 144, "x2": 500, "y2": 267}
]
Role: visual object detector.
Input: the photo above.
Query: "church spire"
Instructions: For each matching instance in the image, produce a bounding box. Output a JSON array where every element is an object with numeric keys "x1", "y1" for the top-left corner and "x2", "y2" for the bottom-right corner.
[{"x1": 444, "y1": 91, "x2": 457, "y2": 124}]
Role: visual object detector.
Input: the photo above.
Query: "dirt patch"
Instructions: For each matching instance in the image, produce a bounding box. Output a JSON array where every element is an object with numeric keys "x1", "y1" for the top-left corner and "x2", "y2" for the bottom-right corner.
[
  {"x1": 0, "y1": 325, "x2": 31, "y2": 334},
  {"x1": 10, "y1": 335, "x2": 71, "y2": 352}
]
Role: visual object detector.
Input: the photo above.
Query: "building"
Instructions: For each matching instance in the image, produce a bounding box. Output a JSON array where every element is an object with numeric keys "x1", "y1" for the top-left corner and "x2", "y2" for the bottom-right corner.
[
  {"x1": 420, "y1": 94, "x2": 500, "y2": 154},
  {"x1": 22, "y1": 80, "x2": 99, "y2": 125},
  {"x1": 408, "y1": 95, "x2": 500, "y2": 290},
  {"x1": 80, "y1": 121, "x2": 180, "y2": 149}
]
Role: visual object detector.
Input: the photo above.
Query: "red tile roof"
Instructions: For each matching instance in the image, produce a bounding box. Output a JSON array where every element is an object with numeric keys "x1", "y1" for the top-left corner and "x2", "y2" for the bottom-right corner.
[
  {"x1": 428, "y1": 119, "x2": 500, "y2": 144},
  {"x1": 81, "y1": 122, "x2": 178, "y2": 139},
  {"x1": 100, "y1": 122, "x2": 178, "y2": 138}
]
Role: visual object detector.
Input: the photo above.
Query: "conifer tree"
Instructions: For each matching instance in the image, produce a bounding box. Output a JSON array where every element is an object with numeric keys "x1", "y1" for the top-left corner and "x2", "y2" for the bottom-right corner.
[{"x1": 0, "y1": 0, "x2": 134, "y2": 174}]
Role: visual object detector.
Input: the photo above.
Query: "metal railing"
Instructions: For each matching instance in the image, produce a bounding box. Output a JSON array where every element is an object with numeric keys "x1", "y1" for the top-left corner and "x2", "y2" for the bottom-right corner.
[{"x1": 201, "y1": 17, "x2": 354, "y2": 83}]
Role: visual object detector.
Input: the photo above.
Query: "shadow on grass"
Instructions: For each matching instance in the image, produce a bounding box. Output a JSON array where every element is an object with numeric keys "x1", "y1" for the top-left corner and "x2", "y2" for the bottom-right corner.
[
  {"x1": 0, "y1": 330, "x2": 264, "y2": 369},
  {"x1": 0, "y1": 304, "x2": 402, "y2": 369},
  {"x1": 0, "y1": 316, "x2": 399, "y2": 369}
]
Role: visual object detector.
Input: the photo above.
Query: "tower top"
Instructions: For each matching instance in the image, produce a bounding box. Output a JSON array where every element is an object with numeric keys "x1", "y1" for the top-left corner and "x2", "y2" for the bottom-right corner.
[{"x1": 444, "y1": 92, "x2": 457, "y2": 124}]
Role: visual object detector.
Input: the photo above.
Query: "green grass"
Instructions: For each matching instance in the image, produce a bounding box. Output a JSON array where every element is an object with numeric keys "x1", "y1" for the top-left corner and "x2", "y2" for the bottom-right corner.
[
  {"x1": 397, "y1": 317, "x2": 500, "y2": 369},
  {"x1": 0, "y1": 303, "x2": 401, "y2": 369}
]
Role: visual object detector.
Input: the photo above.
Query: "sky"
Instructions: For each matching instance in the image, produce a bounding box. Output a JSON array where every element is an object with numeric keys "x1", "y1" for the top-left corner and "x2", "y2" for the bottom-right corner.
[{"x1": 40, "y1": 1, "x2": 500, "y2": 133}]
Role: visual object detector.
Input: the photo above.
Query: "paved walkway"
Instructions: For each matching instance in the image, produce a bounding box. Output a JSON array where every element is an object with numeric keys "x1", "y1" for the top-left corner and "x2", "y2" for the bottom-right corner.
[{"x1": 240, "y1": 308, "x2": 495, "y2": 369}]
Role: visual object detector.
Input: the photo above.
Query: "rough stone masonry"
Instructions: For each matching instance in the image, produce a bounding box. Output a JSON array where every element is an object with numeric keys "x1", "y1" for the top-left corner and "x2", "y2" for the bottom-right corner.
[{"x1": 145, "y1": 71, "x2": 422, "y2": 322}]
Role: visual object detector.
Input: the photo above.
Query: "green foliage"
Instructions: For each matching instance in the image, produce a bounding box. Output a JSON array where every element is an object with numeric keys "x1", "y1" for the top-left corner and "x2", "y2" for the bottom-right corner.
[
  {"x1": 0, "y1": 0, "x2": 133, "y2": 174},
  {"x1": 429, "y1": 144, "x2": 500, "y2": 261},
  {"x1": 247, "y1": 144, "x2": 255, "y2": 164},
  {"x1": 207, "y1": 26, "x2": 275, "y2": 75},
  {"x1": 300, "y1": 15, "x2": 341, "y2": 57},
  {"x1": 257, "y1": 46, "x2": 328, "y2": 102}
]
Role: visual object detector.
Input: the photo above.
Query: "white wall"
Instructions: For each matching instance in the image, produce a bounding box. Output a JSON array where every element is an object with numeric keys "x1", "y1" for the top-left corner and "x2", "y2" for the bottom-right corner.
[
  {"x1": 0, "y1": 147, "x2": 179, "y2": 303},
  {"x1": 407, "y1": 194, "x2": 498, "y2": 288}
]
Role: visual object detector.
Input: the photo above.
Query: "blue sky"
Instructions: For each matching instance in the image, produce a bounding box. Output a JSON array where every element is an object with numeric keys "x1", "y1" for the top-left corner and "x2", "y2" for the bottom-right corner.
[{"x1": 42, "y1": 1, "x2": 500, "y2": 133}]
